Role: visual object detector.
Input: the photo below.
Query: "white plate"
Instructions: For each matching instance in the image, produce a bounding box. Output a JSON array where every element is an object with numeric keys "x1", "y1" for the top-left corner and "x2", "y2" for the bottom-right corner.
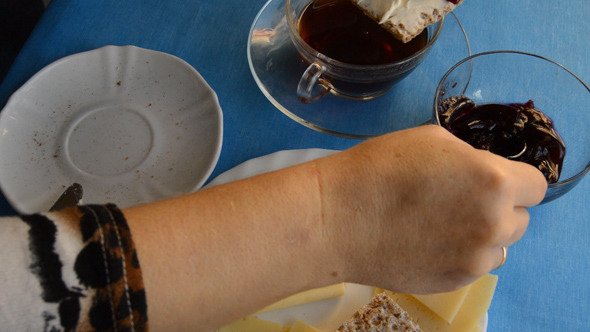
[
  {"x1": 207, "y1": 149, "x2": 487, "y2": 331},
  {"x1": 0, "y1": 45, "x2": 223, "y2": 214},
  {"x1": 206, "y1": 148, "x2": 338, "y2": 188}
]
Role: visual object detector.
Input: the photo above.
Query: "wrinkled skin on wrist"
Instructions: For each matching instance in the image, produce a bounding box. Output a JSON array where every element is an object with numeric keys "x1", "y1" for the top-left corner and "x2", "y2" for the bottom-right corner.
[{"x1": 314, "y1": 125, "x2": 547, "y2": 294}]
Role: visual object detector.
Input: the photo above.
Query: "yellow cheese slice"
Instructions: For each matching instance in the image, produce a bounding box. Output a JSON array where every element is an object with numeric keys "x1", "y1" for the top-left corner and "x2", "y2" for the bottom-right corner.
[
  {"x1": 258, "y1": 283, "x2": 345, "y2": 313},
  {"x1": 410, "y1": 283, "x2": 472, "y2": 323},
  {"x1": 376, "y1": 274, "x2": 498, "y2": 332},
  {"x1": 217, "y1": 316, "x2": 290, "y2": 332},
  {"x1": 289, "y1": 319, "x2": 323, "y2": 332},
  {"x1": 449, "y1": 274, "x2": 497, "y2": 331}
]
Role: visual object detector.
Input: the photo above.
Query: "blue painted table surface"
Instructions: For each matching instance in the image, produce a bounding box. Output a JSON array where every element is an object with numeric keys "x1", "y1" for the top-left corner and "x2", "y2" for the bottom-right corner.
[{"x1": 0, "y1": 0, "x2": 588, "y2": 330}]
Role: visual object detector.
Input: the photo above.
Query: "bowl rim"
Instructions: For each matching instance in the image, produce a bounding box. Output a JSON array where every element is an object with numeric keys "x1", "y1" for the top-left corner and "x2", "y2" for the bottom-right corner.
[{"x1": 432, "y1": 50, "x2": 590, "y2": 189}]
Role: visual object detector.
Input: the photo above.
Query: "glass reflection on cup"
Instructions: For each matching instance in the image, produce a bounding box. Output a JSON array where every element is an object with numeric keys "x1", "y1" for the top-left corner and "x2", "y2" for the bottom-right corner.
[{"x1": 286, "y1": 0, "x2": 443, "y2": 103}]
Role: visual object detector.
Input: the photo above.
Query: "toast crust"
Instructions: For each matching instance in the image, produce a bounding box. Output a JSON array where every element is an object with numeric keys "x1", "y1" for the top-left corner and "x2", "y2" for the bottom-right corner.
[
  {"x1": 352, "y1": 0, "x2": 464, "y2": 42},
  {"x1": 336, "y1": 293, "x2": 422, "y2": 331}
]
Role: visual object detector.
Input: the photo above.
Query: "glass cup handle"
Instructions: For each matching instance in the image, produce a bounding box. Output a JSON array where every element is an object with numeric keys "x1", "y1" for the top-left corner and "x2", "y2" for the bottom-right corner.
[{"x1": 297, "y1": 62, "x2": 332, "y2": 103}]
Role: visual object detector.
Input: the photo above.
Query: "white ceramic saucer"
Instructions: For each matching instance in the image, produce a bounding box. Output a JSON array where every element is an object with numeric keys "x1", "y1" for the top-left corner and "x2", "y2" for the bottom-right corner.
[
  {"x1": 247, "y1": 0, "x2": 471, "y2": 139},
  {"x1": 0, "y1": 45, "x2": 223, "y2": 214}
]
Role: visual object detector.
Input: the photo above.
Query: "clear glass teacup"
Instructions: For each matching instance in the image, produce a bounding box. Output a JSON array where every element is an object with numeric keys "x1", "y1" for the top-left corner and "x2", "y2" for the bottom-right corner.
[{"x1": 286, "y1": 0, "x2": 443, "y2": 103}]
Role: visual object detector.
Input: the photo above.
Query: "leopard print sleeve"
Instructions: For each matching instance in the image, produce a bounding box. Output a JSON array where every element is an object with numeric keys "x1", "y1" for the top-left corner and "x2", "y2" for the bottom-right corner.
[{"x1": 0, "y1": 204, "x2": 148, "y2": 332}]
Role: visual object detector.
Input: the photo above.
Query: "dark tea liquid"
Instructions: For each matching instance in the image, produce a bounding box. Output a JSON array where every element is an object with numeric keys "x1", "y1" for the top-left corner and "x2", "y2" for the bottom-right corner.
[{"x1": 298, "y1": 0, "x2": 429, "y2": 65}]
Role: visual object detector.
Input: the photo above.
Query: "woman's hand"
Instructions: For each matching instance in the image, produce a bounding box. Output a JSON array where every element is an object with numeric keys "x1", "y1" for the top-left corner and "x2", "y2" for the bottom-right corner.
[{"x1": 315, "y1": 125, "x2": 547, "y2": 294}]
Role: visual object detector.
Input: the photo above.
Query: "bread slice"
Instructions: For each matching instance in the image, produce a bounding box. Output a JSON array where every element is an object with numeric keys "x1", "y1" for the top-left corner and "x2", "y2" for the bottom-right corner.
[
  {"x1": 352, "y1": 0, "x2": 464, "y2": 42},
  {"x1": 335, "y1": 293, "x2": 421, "y2": 331}
]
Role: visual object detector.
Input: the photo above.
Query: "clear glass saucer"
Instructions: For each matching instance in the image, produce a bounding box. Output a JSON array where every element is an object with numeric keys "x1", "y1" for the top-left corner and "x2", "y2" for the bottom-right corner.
[{"x1": 247, "y1": 0, "x2": 471, "y2": 139}]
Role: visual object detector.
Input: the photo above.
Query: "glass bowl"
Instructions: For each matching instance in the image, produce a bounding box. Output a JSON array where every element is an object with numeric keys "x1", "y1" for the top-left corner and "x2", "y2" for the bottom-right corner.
[{"x1": 433, "y1": 50, "x2": 590, "y2": 203}]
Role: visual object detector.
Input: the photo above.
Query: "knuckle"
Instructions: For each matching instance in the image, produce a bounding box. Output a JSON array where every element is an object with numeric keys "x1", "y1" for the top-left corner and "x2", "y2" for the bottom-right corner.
[
  {"x1": 480, "y1": 216, "x2": 508, "y2": 244},
  {"x1": 480, "y1": 164, "x2": 512, "y2": 197},
  {"x1": 464, "y1": 211, "x2": 505, "y2": 245},
  {"x1": 450, "y1": 256, "x2": 488, "y2": 282},
  {"x1": 461, "y1": 253, "x2": 492, "y2": 277}
]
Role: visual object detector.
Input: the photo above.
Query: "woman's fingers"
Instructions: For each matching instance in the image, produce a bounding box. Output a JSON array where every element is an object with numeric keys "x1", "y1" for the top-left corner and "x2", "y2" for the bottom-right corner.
[
  {"x1": 436, "y1": 124, "x2": 548, "y2": 207},
  {"x1": 505, "y1": 159, "x2": 548, "y2": 207},
  {"x1": 503, "y1": 207, "x2": 531, "y2": 246}
]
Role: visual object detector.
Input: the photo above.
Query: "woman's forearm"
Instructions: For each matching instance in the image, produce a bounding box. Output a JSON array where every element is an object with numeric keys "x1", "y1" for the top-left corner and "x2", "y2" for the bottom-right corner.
[{"x1": 124, "y1": 160, "x2": 342, "y2": 331}]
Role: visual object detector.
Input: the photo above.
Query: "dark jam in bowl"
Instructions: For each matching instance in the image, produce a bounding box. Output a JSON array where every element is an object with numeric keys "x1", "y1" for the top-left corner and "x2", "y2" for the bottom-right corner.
[{"x1": 438, "y1": 97, "x2": 566, "y2": 183}]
